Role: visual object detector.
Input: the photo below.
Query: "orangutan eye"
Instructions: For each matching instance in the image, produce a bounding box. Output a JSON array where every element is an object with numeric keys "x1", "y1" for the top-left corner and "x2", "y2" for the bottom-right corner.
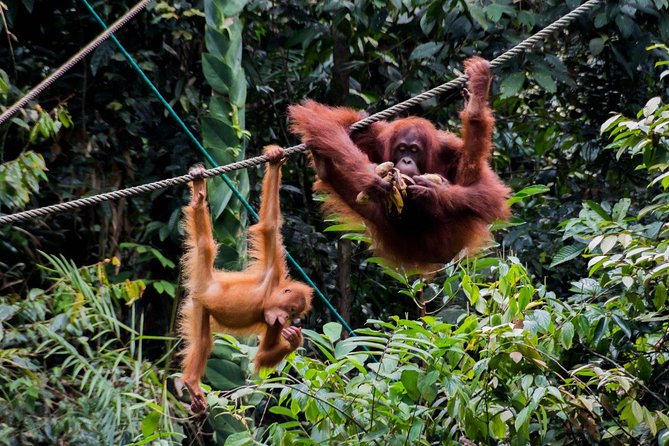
[
  {"x1": 410, "y1": 145, "x2": 418, "y2": 153},
  {"x1": 397, "y1": 144, "x2": 406, "y2": 152}
]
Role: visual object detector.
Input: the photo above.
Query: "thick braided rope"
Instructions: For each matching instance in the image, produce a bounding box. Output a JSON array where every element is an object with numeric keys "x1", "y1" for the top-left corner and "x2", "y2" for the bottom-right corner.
[
  {"x1": 0, "y1": 0, "x2": 154, "y2": 126},
  {"x1": 0, "y1": 150, "x2": 299, "y2": 224},
  {"x1": 0, "y1": 0, "x2": 601, "y2": 226}
]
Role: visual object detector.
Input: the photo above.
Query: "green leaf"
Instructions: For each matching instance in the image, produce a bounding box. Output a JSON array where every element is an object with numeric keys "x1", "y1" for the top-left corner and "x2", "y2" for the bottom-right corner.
[
  {"x1": 600, "y1": 235, "x2": 617, "y2": 254},
  {"x1": 202, "y1": 54, "x2": 233, "y2": 94},
  {"x1": 409, "y1": 42, "x2": 443, "y2": 61},
  {"x1": 401, "y1": 369, "x2": 421, "y2": 401},
  {"x1": 533, "y1": 309, "x2": 551, "y2": 332},
  {"x1": 334, "y1": 340, "x2": 357, "y2": 359},
  {"x1": 637, "y1": 355, "x2": 652, "y2": 382},
  {"x1": 201, "y1": 116, "x2": 239, "y2": 150},
  {"x1": 508, "y1": 184, "x2": 549, "y2": 205},
  {"x1": 601, "y1": 114, "x2": 623, "y2": 134},
  {"x1": 220, "y1": 0, "x2": 248, "y2": 16},
  {"x1": 141, "y1": 411, "x2": 160, "y2": 437},
  {"x1": 593, "y1": 317, "x2": 609, "y2": 346},
  {"x1": 612, "y1": 314, "x2": 632, "y2": 339},
  {"x1": 324, "y1": 223, "x2": 366, "y2": 232},
  {"x1": 467, "y1": 4, "x2": 488, "y2": 28},
  {"x1": 549, "y1": 244, "x2": 585, "y2": 268},
  {"x1": 643, "y1": 97, "x2": 662, "y2": 117},
  {"x1": 515, "y1": 405, "x2": 532, "y2": 431},
  {"x1": 485, "y1": 4, "x2": 514, "y2": 22},
  {"x1": 224, "y1": 432, "x2": 254, "y2": 446},
  {"x1": 0, "y1": 304, "x2": 18, "y2": 322},
  {"x1": 631, "y1": 401, "x2": 644, "y2": 424},
  {"x1": 612, "y1": 198, "x2": 631, "y2": 223},
  {"x1": 323, "y1": 322, "x2": 342, "y2": 342},
  {"x1": 589, "y1": 38, "x2": 605, "y2": 56},
  {"x1": 500, "y1": 72, "x2": 525, "y2": 99},
  {"x1": 532, "y1": 69, "x2": 557, "y2": 93},
  {"x1": 490, "y1": 414, "x2": 506, "y2": 439},
  {"x1": 206, "y1": 358, "x2": 245, "y2": 390},
  {"x1": 615, "y1": 14, "x2": 634, "y2": 38},
  {"x1": 417, "y1": 370, "x2": 438, "y2": 404},
  {"x1": 269, "y1": 406, "x2": 297, "y2": 419},
  {"x1": 560, "y1": 321, "x2": 574, "y2": 349},
  {"x1": 585, "y1": 200, "x2": 611, "y2": 221}
]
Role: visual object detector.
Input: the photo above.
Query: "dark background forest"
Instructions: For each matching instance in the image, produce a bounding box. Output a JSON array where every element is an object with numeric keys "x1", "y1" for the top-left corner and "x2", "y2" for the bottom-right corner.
[{"x1": 2, "y1": 0, "x2": 669, "y2": 444}]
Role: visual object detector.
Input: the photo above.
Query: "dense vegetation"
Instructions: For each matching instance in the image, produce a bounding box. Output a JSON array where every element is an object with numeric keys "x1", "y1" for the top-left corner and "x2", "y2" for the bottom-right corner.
[{"x1": 2, "y1": 0, "x2": 669, "y2": 444}]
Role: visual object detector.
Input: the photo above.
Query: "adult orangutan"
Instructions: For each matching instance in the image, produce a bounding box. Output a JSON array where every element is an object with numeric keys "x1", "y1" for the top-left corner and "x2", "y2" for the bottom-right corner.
[{"x1": 289, "y1": 57, "x2": 511, "y2": 269}]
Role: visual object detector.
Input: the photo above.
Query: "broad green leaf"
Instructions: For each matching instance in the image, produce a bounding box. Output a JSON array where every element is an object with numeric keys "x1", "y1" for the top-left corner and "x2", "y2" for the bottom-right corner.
[
  {"x1": 533, "y1": 309, "x2": 551, "y2": 332},
  {"x1": 589, "y1": 37, "x2": 605, "y2": 56},
  {"x1": 612, "y1": 198, "x2": 631, "y2": 223},
  {"x1": 220, "y1": 0, "x2": 247, "y2": 16},
  {"x1": 585, "y1": 200, "x2": 611, "y2": 221},
  {"x1": 515, "y1": 405, "x2": 532, "y2": 430},
  {"x1": 549, "y1": 244, "x2": 585, "y2": 268},
  {"x1": 560, "y1": 321, "x2": 574, "y2": 349},
  {"x1": 417, "y1": 370, "x2": 438, "y2": 403},
  {"x1": 643, "y1": 97, "x2": 662, "y2": 117},
  {"x1": 323, "y1": 322, "x2": 342, "y2": 342},
  {"x1": 141, "y1": 411, "x2": 160, "y2": 437},
  {"x1": 532, "y1": 69, "x2": 557, "y2": 93},
  {"x1": 500, "y1": 72, "x2": 525, "y2": 99},
  {"x1": 409, "y1": 42, "x2": 443, "y2": 61},
  {"x1": 508, "y1": 184, "x2": 549, "y2": 205},
  {"x1": 601, "y1": 114, "x2": 622, "y2": 134},
  {"x1": 202, "y1": 54, "x2": 233, "y2": 94},
  {"x1": 632, "y1": 401, "x2": 644, "y2": 424},
  {"x1": 612, "y1": 314, "x2": 632, "y2": 339},
  {"x1": 490, "y1": 414, "x2": 506, "y2": 439},
  {"x1": 206, "y1": 358, "x2": 245, "y2": 390},
  {"x1": 600, "y1": 235, "x2": 617, "y2": 254},
  {"x1": 401, "y1": 369, "x2": 420, "y2": 401}
]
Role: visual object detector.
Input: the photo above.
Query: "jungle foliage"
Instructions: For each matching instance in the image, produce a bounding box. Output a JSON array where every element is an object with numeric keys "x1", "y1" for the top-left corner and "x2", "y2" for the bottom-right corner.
[{"x1": 2, "y1": 0, "x2": 669, "y2": 444}]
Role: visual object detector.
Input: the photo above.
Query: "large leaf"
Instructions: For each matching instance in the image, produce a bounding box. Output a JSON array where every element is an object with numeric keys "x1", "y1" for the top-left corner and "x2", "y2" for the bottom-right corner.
[
  {"x1": 549, "y1": 244, "x2": 585, "y2": 268},
  {"x1": 206, "y1": 358, "x2": 246, "y2": 390}
]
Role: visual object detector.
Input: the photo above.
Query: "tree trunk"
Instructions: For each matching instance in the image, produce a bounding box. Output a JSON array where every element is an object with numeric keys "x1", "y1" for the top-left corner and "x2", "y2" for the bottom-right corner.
[{"x1": 331, "y1": 23, "x2": 353, "y2": 328}]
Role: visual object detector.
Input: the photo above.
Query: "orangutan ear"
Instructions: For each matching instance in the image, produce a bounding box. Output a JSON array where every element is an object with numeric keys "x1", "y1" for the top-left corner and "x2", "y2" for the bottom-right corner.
[{"x1": 264, "y1": 307, "x2": 289, "y2": 327}]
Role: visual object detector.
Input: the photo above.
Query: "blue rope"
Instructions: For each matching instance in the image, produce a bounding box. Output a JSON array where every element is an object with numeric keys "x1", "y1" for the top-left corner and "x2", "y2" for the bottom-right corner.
[{"x1": 81, "y1": 0, "x2": 357, "y2": 337}]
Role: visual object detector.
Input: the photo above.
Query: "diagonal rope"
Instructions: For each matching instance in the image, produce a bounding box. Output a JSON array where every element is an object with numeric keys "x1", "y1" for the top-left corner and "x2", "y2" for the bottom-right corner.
[
  {"x1": 349, "y1": 0, "x2": 603, "y2": 130},
  {"x1": 0, "y1": 0, "x2": 154, "y2": 126},
  {"x1": 79, "y1": 0, "x2": 357, "y2": 336},
  {"x1": 0, "y1": 0, "x2": 602, "y2": 225}
]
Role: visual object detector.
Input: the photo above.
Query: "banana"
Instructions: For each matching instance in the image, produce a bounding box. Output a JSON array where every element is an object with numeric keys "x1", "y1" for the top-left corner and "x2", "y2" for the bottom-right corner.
[{"x1": 416, "y1": 173, "x2": 445, "y2": 185}]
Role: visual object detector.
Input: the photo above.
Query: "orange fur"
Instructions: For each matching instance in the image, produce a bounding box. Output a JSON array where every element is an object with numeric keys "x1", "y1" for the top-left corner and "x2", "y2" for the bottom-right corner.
[
  {"x1": 289, "y1": 57, "x2": 511, "y2": 270},
  {"x1": 178, "y1": 146, "x2": 313, "y2": 412}
]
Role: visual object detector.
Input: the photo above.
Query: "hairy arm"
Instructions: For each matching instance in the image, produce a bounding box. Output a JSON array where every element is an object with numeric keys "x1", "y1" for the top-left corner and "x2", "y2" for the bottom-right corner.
[
  {"x1": 249, "y1": 146, "x2": 288, "y2": 285},
  {"x1": 455, "y1": 56, "x2": 495, "y2": 186},
  {"x1": 254, "y1": 324, "x2": 303, "y2": 372},
  {"x1": 288, "y1": 100, "x2": 388, "y2": 221}
]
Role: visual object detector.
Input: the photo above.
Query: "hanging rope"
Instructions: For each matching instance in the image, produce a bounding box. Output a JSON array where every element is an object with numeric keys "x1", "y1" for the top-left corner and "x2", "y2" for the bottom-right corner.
[
  {"x1": 0, "y1": 0, "x2": 602, "y2": 228},
  {"x1": 0, "y1": 0, "x2": 154, "y2": 126}
]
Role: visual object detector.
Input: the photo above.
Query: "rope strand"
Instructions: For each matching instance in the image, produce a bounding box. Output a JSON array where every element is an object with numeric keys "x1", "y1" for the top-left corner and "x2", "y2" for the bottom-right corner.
[
  {"x1": 0, "y1": 0, "x2": 154, "y2": 126},
  {"x1": 0, "y1": 0, "x2": 602, "y2": 226}
]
